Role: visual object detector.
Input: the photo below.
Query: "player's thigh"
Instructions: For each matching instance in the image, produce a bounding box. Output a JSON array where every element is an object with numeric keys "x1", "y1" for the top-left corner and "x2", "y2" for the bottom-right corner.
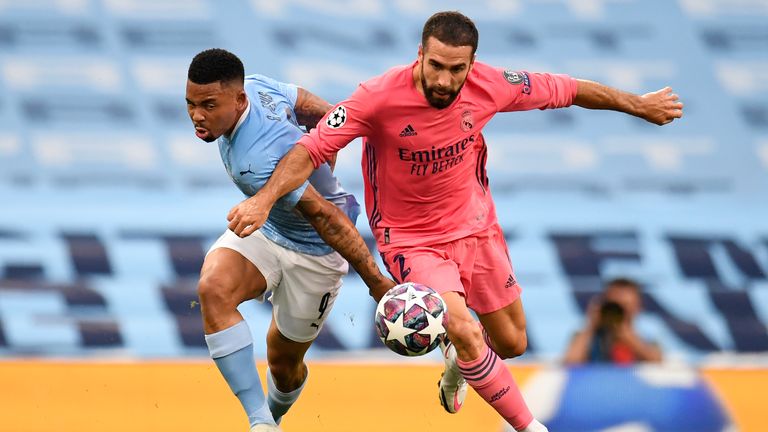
[
  {"x1": 380, "y1": 247, "x2": 465, "y2": 296},
  {"x1": 201, "y1": 230, "x2": 282, "y2": 302},
  {"x1": 477, "y1": 297, "x2": 528, "y2": 359},
  {"x1": 270, "y1": 249, "x2": 348, "y2": 343},
  {"x1": 466, "y1": 224, "x2": 523, "y2": 315}
]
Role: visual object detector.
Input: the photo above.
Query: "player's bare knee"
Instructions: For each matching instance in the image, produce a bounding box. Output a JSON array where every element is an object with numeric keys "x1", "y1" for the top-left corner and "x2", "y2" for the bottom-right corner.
[
  {"x1": 197, "y1": 272, "x2": 240, "y2": 309},
  {"x1": 446, "y1": 317, "x2": 484, "y2": 358},
  {"x1": 495, "y1": 332, "x2": 527, "y2": 359}
]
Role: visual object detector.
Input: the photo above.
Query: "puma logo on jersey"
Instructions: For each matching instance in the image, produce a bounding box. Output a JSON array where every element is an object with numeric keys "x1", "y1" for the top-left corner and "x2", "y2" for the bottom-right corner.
[{"x1": 240, "y1": 164, "x2": 255, "y2": 176}]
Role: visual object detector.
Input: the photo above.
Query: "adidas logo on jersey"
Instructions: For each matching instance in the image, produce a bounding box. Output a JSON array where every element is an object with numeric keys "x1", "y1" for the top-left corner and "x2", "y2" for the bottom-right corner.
[{"x1": 399, "y1": 124, "x2": 417, "y2": 137}]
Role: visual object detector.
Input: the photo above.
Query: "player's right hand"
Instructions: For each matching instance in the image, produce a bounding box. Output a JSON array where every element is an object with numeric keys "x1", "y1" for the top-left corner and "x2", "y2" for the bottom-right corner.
[
  {"x1": 639, "y1": 86, "x2": 684, "y2": 125},
  {"x1": 227, "y1": 194, "x2": 273, "y2": 237}
]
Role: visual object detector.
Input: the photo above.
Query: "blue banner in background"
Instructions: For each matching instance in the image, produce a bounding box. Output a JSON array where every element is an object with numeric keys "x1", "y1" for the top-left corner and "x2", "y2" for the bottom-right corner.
[{"x1": 515, "y1": 366, "x2": 733, "y2": 432}]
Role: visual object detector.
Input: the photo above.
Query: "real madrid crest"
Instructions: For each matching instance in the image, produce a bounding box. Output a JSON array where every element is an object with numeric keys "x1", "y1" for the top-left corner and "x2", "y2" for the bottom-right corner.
[{"x1": 460, "y1": 110, "x2": 474, "y2": 132}]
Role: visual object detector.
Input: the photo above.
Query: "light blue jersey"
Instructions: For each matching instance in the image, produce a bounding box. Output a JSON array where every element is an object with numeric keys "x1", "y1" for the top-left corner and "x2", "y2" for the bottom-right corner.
[{"x1": 218, "y1": 74, "x2": 360, "y2": 256}]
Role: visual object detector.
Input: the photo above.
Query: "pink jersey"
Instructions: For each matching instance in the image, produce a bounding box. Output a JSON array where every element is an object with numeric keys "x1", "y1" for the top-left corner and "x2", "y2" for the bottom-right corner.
[{"x1": 298, "y1": 61, "x2": 578, "y2": 252}]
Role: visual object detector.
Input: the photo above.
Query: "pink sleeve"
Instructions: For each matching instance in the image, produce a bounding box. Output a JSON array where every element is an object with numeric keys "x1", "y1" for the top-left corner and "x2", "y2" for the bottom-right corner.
[
  {"x1": 297, "y1": 85, "x2": 374, "y2": 169},
  {"x1": 493, "y1": 69, "x2": 578, "y2": 112}
]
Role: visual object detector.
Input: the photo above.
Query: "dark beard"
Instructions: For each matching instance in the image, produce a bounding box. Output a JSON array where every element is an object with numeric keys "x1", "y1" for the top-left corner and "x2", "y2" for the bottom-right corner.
[{"x1": 421, "y1": 73, "x2": 462, "y2": 109}]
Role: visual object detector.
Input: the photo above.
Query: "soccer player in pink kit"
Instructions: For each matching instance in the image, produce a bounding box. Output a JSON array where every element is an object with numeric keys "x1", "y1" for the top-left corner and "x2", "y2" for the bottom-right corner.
[{"x1": 226, "y1": 11, "x2": 683, "y2": 432}]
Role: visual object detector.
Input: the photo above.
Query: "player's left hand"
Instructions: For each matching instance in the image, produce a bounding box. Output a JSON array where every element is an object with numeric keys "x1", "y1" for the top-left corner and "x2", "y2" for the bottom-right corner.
[
  {"x1": 227, "y1": 194, "x2": 272, "y2": 237},
  {"x1": 639, "y1": 86, "x2": 684, "y2": 125}
]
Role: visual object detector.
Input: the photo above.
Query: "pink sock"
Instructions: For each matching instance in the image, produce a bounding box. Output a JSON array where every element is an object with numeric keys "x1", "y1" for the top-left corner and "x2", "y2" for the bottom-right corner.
[{"x1": 457, "y1": 344, "x2": 533, "y2": 431}]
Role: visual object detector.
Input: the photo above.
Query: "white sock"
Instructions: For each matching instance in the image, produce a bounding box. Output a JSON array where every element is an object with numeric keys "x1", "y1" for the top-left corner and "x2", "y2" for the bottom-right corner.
[
  {"x1": 266, "y1": 367, "x2": 308, "y2": 424},
  {"x1": 518, "y1": 418, "x2": 548, "y2": 432}
]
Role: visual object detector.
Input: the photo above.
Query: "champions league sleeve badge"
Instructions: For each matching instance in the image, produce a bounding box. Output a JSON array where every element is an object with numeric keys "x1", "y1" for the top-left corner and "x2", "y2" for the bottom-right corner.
[{"x1": 326, "y1": 105, "x2": 347, "y2": 129}]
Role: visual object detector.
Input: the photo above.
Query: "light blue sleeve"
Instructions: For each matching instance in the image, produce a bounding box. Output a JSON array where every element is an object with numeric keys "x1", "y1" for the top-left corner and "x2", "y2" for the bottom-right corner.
[
  {"x1": 251, "y1": 74, "x2": 298, "y2": 107},
  {"x1": 278, "y1": 80, "x2": 298, "y2": 107}
]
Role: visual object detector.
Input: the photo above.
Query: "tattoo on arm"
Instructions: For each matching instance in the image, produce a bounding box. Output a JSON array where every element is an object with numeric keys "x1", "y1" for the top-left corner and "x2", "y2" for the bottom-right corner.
[
  {"x1": 310, "y1": 205, "x2": 380, "y2": 286},
  {"x1": 297, "y1": 187, "x2": 387, "y2": 293},
  {"x1": 295, "y1": 87, "x2": 333, "y2": 130}
]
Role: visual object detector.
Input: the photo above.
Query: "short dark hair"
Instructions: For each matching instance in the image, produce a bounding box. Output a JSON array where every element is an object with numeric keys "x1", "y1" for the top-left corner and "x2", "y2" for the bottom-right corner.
[
  {"x1": 188, "y1": 48, "x2": 244, "y2": 85},
  {"x1": 605, "y1": 277, "x2": 641, "y2": 293},
  {"x1": 421, "y1": 11, "x2": 479, "y2": 55}
]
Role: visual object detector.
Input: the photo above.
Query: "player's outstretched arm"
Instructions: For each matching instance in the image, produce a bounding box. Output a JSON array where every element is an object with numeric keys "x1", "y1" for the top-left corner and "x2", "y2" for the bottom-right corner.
[
  {"x1": 228, "y1": 145, "x2": 316, "y2": 237},
  {"x1": 573, "y1": 80, "x2": 683, "y2": 126},
  {"x1": 296, "y1": 185, "x2": 396, "y2": 301}
]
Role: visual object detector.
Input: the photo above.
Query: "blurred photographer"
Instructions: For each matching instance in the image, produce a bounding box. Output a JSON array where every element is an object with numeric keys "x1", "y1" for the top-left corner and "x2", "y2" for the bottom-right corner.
[{"x1": 563, "y1": 278, "x2": 662, "y2": 365}]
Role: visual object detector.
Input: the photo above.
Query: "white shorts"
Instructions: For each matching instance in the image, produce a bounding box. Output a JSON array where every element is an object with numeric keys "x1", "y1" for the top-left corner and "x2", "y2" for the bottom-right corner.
[{"x1": 208, "y1": 229, "x2": 349, "y2": 343}]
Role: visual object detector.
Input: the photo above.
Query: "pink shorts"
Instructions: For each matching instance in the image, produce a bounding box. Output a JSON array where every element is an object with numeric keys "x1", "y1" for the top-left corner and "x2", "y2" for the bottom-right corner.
[{"x1": 380, "y1": 224, "x2": 522, "y2": 315}]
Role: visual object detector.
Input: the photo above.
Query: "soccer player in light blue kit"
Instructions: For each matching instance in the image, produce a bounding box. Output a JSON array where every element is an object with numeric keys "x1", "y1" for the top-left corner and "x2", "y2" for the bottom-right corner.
[{"x1": 185, "y1": 49, "x2": 394, "y2": 432}]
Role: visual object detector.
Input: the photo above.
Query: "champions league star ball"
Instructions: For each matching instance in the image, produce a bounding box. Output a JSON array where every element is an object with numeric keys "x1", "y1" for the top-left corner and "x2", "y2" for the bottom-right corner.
[{"x1": 375, "y1": 282, "x2": 447, "y2": 356}]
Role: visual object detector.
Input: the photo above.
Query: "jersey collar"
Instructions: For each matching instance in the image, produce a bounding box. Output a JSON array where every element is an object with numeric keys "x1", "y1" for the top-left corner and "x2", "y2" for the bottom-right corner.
[{"x1": 226, "y1": 98, "x2": 251, "y2": 140}]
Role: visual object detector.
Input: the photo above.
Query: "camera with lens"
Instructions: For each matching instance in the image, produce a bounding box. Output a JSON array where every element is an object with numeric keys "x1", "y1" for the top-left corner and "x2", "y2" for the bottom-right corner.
[{"x1": 596, "y1": 300, "x2": 625, "y2": 331}]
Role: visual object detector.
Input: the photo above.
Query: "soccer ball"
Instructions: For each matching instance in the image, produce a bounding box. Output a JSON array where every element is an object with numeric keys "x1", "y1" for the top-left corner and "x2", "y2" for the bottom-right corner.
[{"x1": 374, "y1": 282, "x2": 447, "y2": 356}]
